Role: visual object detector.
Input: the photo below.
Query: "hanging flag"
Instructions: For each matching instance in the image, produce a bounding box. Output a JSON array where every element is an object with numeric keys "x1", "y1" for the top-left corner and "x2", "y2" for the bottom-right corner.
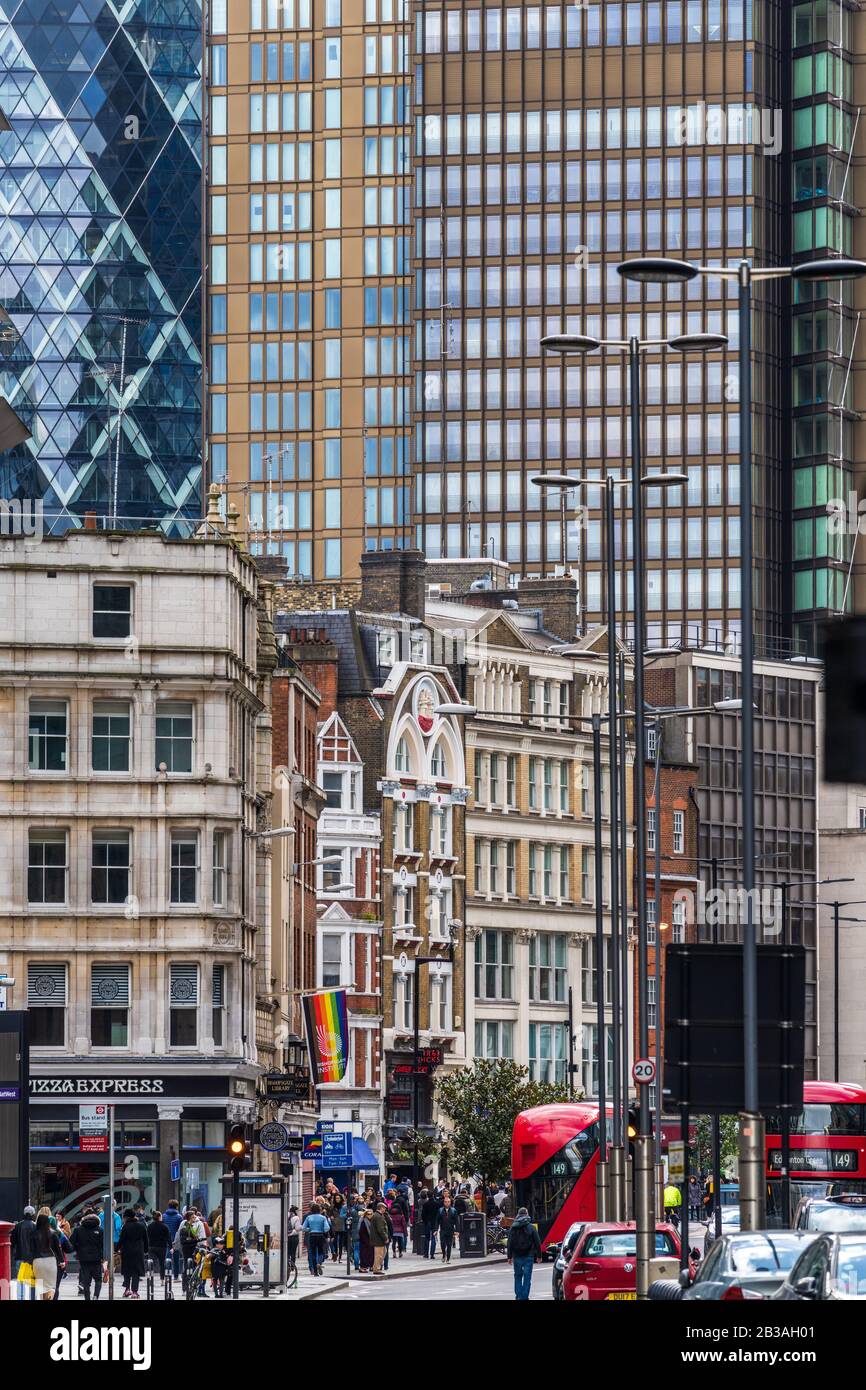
[{"x1": 302, "y1": 988, "x2": 349, "y2": 1085}]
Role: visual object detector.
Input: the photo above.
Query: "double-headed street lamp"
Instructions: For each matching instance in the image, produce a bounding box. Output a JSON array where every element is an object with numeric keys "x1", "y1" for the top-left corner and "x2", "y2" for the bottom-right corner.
[
  {"x1": 618, "y1": 254, "x2": 866, "y2": 1232},
  {"x1": 540, "y1": 327, "x2": 726, "y2": 1295}
]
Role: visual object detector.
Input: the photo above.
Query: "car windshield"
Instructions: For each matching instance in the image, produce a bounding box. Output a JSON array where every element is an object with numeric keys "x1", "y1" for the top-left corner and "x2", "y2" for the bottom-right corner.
[
  {"x1": 728, "y1": 1236, "x2": 803, "y2": 1274},
  {"x1": 810, "y1": 1206, "x2": 866, "y2": 1233},
  {"x1": 583, "y1": 1232, "x2": 675, "y2": 1258},
  {"x1": 833, "y1": 1241, "x2": 866, "y2": 1294}
]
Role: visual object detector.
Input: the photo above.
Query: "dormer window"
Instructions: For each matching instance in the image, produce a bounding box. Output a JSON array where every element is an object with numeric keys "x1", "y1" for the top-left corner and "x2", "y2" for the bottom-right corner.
[{"x1": 378, "y1": 631, "x2": 396, "y2": 667}]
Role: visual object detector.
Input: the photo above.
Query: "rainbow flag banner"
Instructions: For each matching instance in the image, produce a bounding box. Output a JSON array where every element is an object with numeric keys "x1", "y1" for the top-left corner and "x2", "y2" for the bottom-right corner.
[{"x1": 302, "y1": 988, "x2": 349, "y2": 1085}]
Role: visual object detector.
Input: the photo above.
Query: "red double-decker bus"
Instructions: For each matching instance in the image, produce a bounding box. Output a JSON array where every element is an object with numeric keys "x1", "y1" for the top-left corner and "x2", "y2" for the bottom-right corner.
[
  {"x1": 765, "y1": 1080, "x2": 866, "y2": 1222},
  {"x1": 513, "y1": 1082, "x2": 866, "y2": 1247}
]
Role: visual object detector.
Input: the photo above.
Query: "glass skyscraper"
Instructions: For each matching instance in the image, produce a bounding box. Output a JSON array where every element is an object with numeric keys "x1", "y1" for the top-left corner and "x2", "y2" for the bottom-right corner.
[{"x1": 0, "y1": 0, "x2": 202, "y2": 532}]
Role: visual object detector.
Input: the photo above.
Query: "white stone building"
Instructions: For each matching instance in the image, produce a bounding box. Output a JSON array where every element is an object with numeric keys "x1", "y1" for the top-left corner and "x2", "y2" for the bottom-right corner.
[{"x1": 0, "y1": 528, "x2": 267, "y2": 1218}]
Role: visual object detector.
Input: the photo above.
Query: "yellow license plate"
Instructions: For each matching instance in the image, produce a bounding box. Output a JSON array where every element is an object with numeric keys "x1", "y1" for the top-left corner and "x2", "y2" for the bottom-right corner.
[{"x1": 606, "y1": 1292, "x2": 636, "y2": 1300}]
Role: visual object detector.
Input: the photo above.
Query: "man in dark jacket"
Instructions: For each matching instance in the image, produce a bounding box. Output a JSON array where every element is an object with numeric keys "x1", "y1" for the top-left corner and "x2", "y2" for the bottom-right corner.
[
  {"x1": 71, "y1": 1208, "x2": 104, "y2": 1301},
  {"x1": 506, "y1": 1206, "x2": 542, "y2": 1301},
  {"x1": 118, "y1": 1208, "x2": 148, "y2": 1299},
  {"x1": 421, "y1": 1188, "x2": 439, "y2": 1259},
  {"x1": 438, "y1": 1195, "x2": 459, "y2": 1263},
  {"x1": 10, "y1": 1205, "x2": 38, "y2": 1287},
  {"x1": 146, "y1": 1211, "x2": 173, "y2": 1284},
  {"x1": 162, "y1": 1198, "x2": 183, "y2": 1277}
]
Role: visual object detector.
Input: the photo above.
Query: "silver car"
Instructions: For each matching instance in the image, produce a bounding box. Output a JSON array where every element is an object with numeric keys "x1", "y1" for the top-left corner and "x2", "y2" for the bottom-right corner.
[
  {"x1": 550, "y1": 1222, "x2": 587, "y2": 1300},
  {"x1": 683, "y1": 1231, "x2": 818, "y2": 1301},
  {"x1": 702, "y1": 1203, "x2": 741, "y2": 1256},
  {"x1": 775, "y1": 1232, "x2": 866, "y2": 1300}
]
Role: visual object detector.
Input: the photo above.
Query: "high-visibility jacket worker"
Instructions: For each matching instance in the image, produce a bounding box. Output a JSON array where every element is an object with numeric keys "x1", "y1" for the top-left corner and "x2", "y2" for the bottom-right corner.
[{"x1": 664, "y1": 1183, "x2": 682, "y2": 1211}]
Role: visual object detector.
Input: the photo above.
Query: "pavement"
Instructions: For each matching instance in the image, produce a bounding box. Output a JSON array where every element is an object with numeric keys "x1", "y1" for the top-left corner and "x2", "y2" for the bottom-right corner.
[
  {"x1": 320, "y1": 1258, "x2": 548, "y2": 1302},
  {"x1": 45, "y1": 1249, "x2": 502, "y2": 1304}
]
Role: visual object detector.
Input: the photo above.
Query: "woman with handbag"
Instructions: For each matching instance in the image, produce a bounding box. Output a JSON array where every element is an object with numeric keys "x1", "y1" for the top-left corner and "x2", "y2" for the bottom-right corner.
[{"x1": 32, "y1": 1212, "x2": 64, "y2": 1301}]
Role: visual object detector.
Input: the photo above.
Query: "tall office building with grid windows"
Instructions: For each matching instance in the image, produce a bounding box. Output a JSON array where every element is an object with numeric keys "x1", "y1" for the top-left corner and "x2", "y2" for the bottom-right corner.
[{"x1": 206, "y1": 0, "x2": 862, "y2": 655}]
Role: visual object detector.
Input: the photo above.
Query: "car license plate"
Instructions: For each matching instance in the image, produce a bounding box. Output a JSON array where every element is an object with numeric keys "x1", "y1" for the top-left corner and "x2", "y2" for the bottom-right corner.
[{"x1": 607, "y1": 1292, "x2": 636, "y2": 1300}]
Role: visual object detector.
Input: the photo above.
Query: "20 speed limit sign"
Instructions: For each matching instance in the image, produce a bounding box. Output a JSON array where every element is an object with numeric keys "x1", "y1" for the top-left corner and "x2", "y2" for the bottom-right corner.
[{"x1": 632, "y1": 1058, "x2": 656, "y2": 1085}]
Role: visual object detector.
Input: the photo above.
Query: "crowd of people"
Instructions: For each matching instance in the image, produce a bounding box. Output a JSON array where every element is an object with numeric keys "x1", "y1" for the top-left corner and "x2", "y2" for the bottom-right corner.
[
  {"x1": 300, "y1": 1174, "x2": 516, "y2": 1277},
  {"x1": 8, "y1": 1198, "x2": 246, "y2": 1300}
]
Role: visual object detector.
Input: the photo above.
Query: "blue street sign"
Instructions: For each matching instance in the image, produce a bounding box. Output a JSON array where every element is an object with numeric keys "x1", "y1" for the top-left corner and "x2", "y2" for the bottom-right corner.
[
  {"x1": 170, "y1": 1159, "x2": 180, "y2": 1183},
  {"x1": 320, "y1": 1131, "x2": 352, "y2": 1165},
  {"x1": 316, "y1": 1120, "x2": 335, "y2": 1133}
]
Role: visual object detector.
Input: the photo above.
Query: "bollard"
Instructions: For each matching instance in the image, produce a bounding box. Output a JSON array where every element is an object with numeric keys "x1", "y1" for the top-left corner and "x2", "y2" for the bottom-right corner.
[
  {"x1": 263, "y1": 1224, "x2": 270, "y2": 1298},
  {"x1": 0, "y1": 1221, "x2": 12, "y2": 1300}
]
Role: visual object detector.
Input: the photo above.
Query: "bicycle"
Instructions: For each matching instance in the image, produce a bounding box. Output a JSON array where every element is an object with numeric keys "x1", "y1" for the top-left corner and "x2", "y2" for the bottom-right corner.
[
  {"x1": 285, "y1": 1250, "x2": 298, "y2": 1291},
  {"x1": 184, "y1": 1242, "x2": 209, "y2": 1302}
]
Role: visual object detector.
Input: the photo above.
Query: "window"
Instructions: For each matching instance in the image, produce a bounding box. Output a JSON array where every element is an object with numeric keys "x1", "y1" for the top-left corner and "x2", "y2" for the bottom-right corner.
[
  {"x1": 29, "y1": 700, "x2": 68, "y2": 772},
  {"x1": 647, "y1": 808, "x2": 657, "y2": 853},
  {"x1": 582, "y1": 1023, "x2": 614, "y2": 1097},
  {"x1": 27, "y1": 963, "x2": 67, "y2": 1047},
  {"x1": 672, "y1": 899, "x2": 686, "y2": 943},
  {"x1": 92, "y1": 585, "x2": 132, "y2": 639},
  {"x1": 155, "y1": 702, "x2": 194, "y2": 772},
  {"x1": 393, "y1": 801, "x2": 414, "y2": 852},
  {"x1": 28, "y1": 830, "x2": 67, "y2": 904},
  {"x1": 430, "y1": 742, "x2": 446, "y2": 778},
  {"x1": 394, "y1": 970, "x2": 413, "y2": 1029},
  {"x1": 474, "y1": 929, "x2": 513, "y2": 1000},
  {"x1": 213, "y1": 832, "x2": 228, "y2": 907},
  {"x1": 429, "y1": 969, "x2": 451, "y2": 1031},
  {"x1": 529, "y1": 933, "x2": 568, "y2": 1002},
  {"x1": 91, "y1": 831, "x2": 130, "y2": 905},
  {"x1": 91, "y1": 964, "x2": 130, "y2": 1048},
  {"x1": 321, "y1": 934, "x2": 343, "y2": 988},
  {"x1": 322, "y1": 770, "x2": 345, "y2": 808},
  {"x1": 673, "y1": 809, "x2": 684, "y2": 854},
  {"x1": 92, "y1": 701, "x2": 131, "y2": 772},
  {"x1": 395, "y1": 736, "x2": 410, "y2": 773},
  {"x1": 648, "y1": 977, "x2": 657, "y2": 1029},
  {"x1": 170, "y1": 833, "x2": 199, "y2": 904},
  {"x1": 475, "y1": 1020, "x2": 514, "y2": 1059},
  {"x1": 169, "y1": 963, "x2": 198, "y2": 1047},
  {"x1": 529, "y1": 1021, "x2": 567, "y2": 1084},
  {"x1": 212, "y1": 964, "x2": 226, "y2": 1047}
]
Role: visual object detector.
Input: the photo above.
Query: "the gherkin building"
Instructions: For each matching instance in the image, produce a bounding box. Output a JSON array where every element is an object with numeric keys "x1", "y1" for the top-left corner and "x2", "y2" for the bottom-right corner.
[{"x1": 0, "y1": 0, "x2": 201, "y2": 532}]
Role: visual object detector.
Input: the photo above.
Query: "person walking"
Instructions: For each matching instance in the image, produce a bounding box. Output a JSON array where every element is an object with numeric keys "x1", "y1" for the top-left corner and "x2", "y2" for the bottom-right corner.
[
  {"x1": 438, "y1": 1195, "x2": 458, "y2": 1263},
  {"x1": 687, "y1": 1175, "x2": 702, "y2": 1223},
  {"x1": 210, "y1": 1238, "x2": 229, "y2": 1298},
  {"x1": 118, "y1": 1207, "x2": 148, "y2": 1300},
  {"x1": 32, "y1": 1212, "x2": 64, "y2": 1301},
  {"x1": 663, "y1": 1179, "x2": 682, "y2": 1228},
  {"x1": 146, "y1": 1210, "x2": 172, "y2": 1288},
  {"x1": 162, "y1": 1198, "x2": 182, "y2": 1278},
  {"x1": 175, "y1": 1208, "x2": 205, "y2": 1291},
  {"x1": 301, "y1": 1202, "x2": 331, "y2": 1277},
  {"x1": 421, "y1": 1187, "x2": 439, "y2": 1259},
  {"x1": 388, "y1": 1195, "x2": 407, "y2": 1257},
  {"x1": 71, "y1": 1207, "x2": 104, "y2": 1301},
  {"x1": 506, "y1": 1207, "x2": 542, "y2": 1301},
  {"x1": 358, "y1": 1206, "x2": 374, "y2": 1273},
  {"x1": 287, "y1": 1206, "x2": 302, "y2": 1270},
  {"x1": 329, "y1": 1192, "x2": 347, "y2": 1262},
  {"x1": 369, "y1": 1203, "x2": 390, "y2": 1275},
  {"x1": 10, "y1": 1204, "x2": 38, "y2": 1295}
]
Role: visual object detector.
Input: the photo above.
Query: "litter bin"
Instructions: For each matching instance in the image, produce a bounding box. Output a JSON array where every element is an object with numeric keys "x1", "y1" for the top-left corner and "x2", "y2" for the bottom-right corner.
[{"x1": 459, "y1": 1212, "x2": 487, "y2": 1258}]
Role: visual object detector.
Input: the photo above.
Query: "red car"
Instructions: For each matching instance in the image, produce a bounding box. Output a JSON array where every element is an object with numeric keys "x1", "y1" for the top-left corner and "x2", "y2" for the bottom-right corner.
[{"x1": 562, "y1": 1222, "x2": 683, "y2": 1301}]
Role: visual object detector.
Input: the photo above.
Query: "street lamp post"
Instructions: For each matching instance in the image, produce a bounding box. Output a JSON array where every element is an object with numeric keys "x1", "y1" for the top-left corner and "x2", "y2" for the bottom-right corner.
[
  {"x1": 541, "y1": 328, "x2": 725, "y2": 1294},
  {"x1": 618, "y1": 253, "x2": 866, "y2": 1232}
]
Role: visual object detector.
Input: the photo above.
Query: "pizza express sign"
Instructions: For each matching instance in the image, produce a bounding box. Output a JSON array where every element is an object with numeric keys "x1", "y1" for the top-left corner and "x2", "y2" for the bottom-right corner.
[{"x1": 30, "y1": 1076, "x2": 231, "y2": 1098}]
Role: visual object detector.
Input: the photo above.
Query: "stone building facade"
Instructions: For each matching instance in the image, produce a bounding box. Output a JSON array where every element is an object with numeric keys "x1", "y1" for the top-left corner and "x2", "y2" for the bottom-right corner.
[{"x1": 0, "y1": 527, "x2": 268, "y2": 1217}]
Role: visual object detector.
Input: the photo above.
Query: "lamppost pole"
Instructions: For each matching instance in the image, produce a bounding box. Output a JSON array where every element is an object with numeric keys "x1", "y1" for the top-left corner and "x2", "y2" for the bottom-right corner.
[
  {"x1": 605, "y1": 478, "x2": 624, "y2": 1219},
  {"x1": 592, "y1": 711, "x2": 609, "y2": 1219}
]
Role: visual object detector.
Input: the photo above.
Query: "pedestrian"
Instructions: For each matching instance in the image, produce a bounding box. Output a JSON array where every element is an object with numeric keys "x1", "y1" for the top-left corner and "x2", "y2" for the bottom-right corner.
[
  {"x1": 381, "y1": 1201, "x2": 394, "y2": 1271},
  {"x1": 506, "y1": 1207, "x2": 542, "y2": 1301},
  {"x1": 146, "y1": 1210, "x2": 172, "y2": 1286},
  {"x1": 688, "y1": 1175, "x2": 702, "y2": 1222},
  {"x1": 454, "y1": 1187, "x2": 470, "y2": 1218},
  {"x1": 301, "y1": 1202, "x2": 331, "y2": 1276},
  {"x1": 438, "y1": 1195, "x2": 458, "y2": 1263},
  {"x1": 663, "y1": 1179, "x2": 682, "y2": 1228},
  {"x1": 329, "y1": 1192, "x2": 347, "y2": 1261},
  {"x1": 162, "y1": 1198, "x2": 182, "y2": 1278},
  {"x1": 210, "y1": 1237, "x2": 229, "y2": 1297},
  {"x1": 358, "y1": 1206, "x2": 374, "y2": 1273},
  {"x1": 421, "y1": 1187, "x2": 439, "y2": 1259},
  {"x1": 370, "y1": 1202, "x2": 390, "y2": 1275},
  {"x1": 32, "y1": 1212, "x2": 64, "y2": 1301},
  {"x1": 71, "y1": 1207, "x2": 104, "y2": 1302},
  {"x1": 118, "y1": 1207, "x2": 148, "y2": 1300},
  {"x1": 10, "y1": 1204, "x2": 38, "y2": 1296},
  {"x1": 388, "y1": 1195, "x2": 407, "y2": 1257},
  {"x1": 287, "y1": 1206, "x2": 302, "y2": 1269},
  {"x1": 384, "y1": 1172, "x2": 398, "y2": 1195},
  {"x1": 175, "y1": 1208, "x2": 205, "y2": 1290}
]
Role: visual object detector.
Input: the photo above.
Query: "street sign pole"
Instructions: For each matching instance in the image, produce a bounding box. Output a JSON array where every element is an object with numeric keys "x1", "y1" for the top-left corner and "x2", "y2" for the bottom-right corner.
[{"x1": 107, "y1": 1105, "x2": 115, "y2": 1302}]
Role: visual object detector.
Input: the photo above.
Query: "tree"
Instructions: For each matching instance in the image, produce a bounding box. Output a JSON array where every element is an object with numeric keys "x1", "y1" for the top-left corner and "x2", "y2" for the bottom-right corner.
[
  {"x1": 694, "y1": 1115, "x2": 739, "y2": 1177},
  {"x1": 435, "y1": 1059, "x2": 572, "y2": 1186}
]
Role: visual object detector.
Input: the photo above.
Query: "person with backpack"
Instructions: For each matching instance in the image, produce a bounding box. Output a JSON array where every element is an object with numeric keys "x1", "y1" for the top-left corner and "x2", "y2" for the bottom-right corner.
[
  {"x1": 506, "y1": 1207, "x2": 542, "y2": 1301},
  {"x1": 146, "y1": 1210, "x2": 173, "y2": 1286},
  {"x1": 71, "y1": 1207, "x2": 105, "y2": 1301}
]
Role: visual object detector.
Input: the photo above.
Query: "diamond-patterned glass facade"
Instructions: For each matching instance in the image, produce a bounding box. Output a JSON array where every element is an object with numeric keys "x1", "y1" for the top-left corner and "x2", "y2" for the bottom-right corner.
[{"x1": 0, "y1": 0, "x2": 202, "y2": 531}]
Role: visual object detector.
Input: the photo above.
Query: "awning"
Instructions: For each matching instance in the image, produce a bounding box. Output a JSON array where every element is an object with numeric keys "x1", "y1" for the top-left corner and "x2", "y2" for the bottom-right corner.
[{"x1": 316, "y1": 1136, "x2": 378, "y2": 1170}]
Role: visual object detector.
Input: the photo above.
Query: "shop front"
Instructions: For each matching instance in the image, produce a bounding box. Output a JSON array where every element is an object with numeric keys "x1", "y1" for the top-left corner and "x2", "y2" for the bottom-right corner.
[{"x1": 29, "y1": 1067, "x2": 258, "y2": 1222}]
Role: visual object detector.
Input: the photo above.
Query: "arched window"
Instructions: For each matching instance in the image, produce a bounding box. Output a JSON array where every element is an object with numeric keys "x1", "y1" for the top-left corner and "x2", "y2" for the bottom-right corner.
[
  {"x1": 395, "y1": 736, "x2": 410, "y2": 772},
  {"x1": 430, "y1": 742, "x2": 446, "y2": 778}
]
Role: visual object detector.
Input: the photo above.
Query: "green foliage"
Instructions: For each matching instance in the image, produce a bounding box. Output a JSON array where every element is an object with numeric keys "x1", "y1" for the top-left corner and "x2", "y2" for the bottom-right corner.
[
  {"x1": 693, "y1": 1115, "x2": 739, "y2": 1176},
  {"x1": 435, "y1": 1059, "x2": 573, "y2": 1183}
]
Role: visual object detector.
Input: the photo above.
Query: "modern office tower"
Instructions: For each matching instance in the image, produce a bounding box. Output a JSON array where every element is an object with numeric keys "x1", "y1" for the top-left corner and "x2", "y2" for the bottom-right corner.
[
  {"x1": 0, "y1": 0, "x2": 203, "y2": 532},
  {"x1": 412, "y1": 0, "x2": 773, "y2": 650},
  {"x1": 207, "y1": 0, "x2": 412, "y2": 580}
]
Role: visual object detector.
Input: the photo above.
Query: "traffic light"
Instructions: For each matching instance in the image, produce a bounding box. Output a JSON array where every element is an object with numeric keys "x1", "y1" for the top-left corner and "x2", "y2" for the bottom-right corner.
[
  {"x1": 227, "y1": 1123, "x2": 250, "y2": 1176},
  {"x1": 626, "y1": 1107, "x2": 639, "y2": 1153}
]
